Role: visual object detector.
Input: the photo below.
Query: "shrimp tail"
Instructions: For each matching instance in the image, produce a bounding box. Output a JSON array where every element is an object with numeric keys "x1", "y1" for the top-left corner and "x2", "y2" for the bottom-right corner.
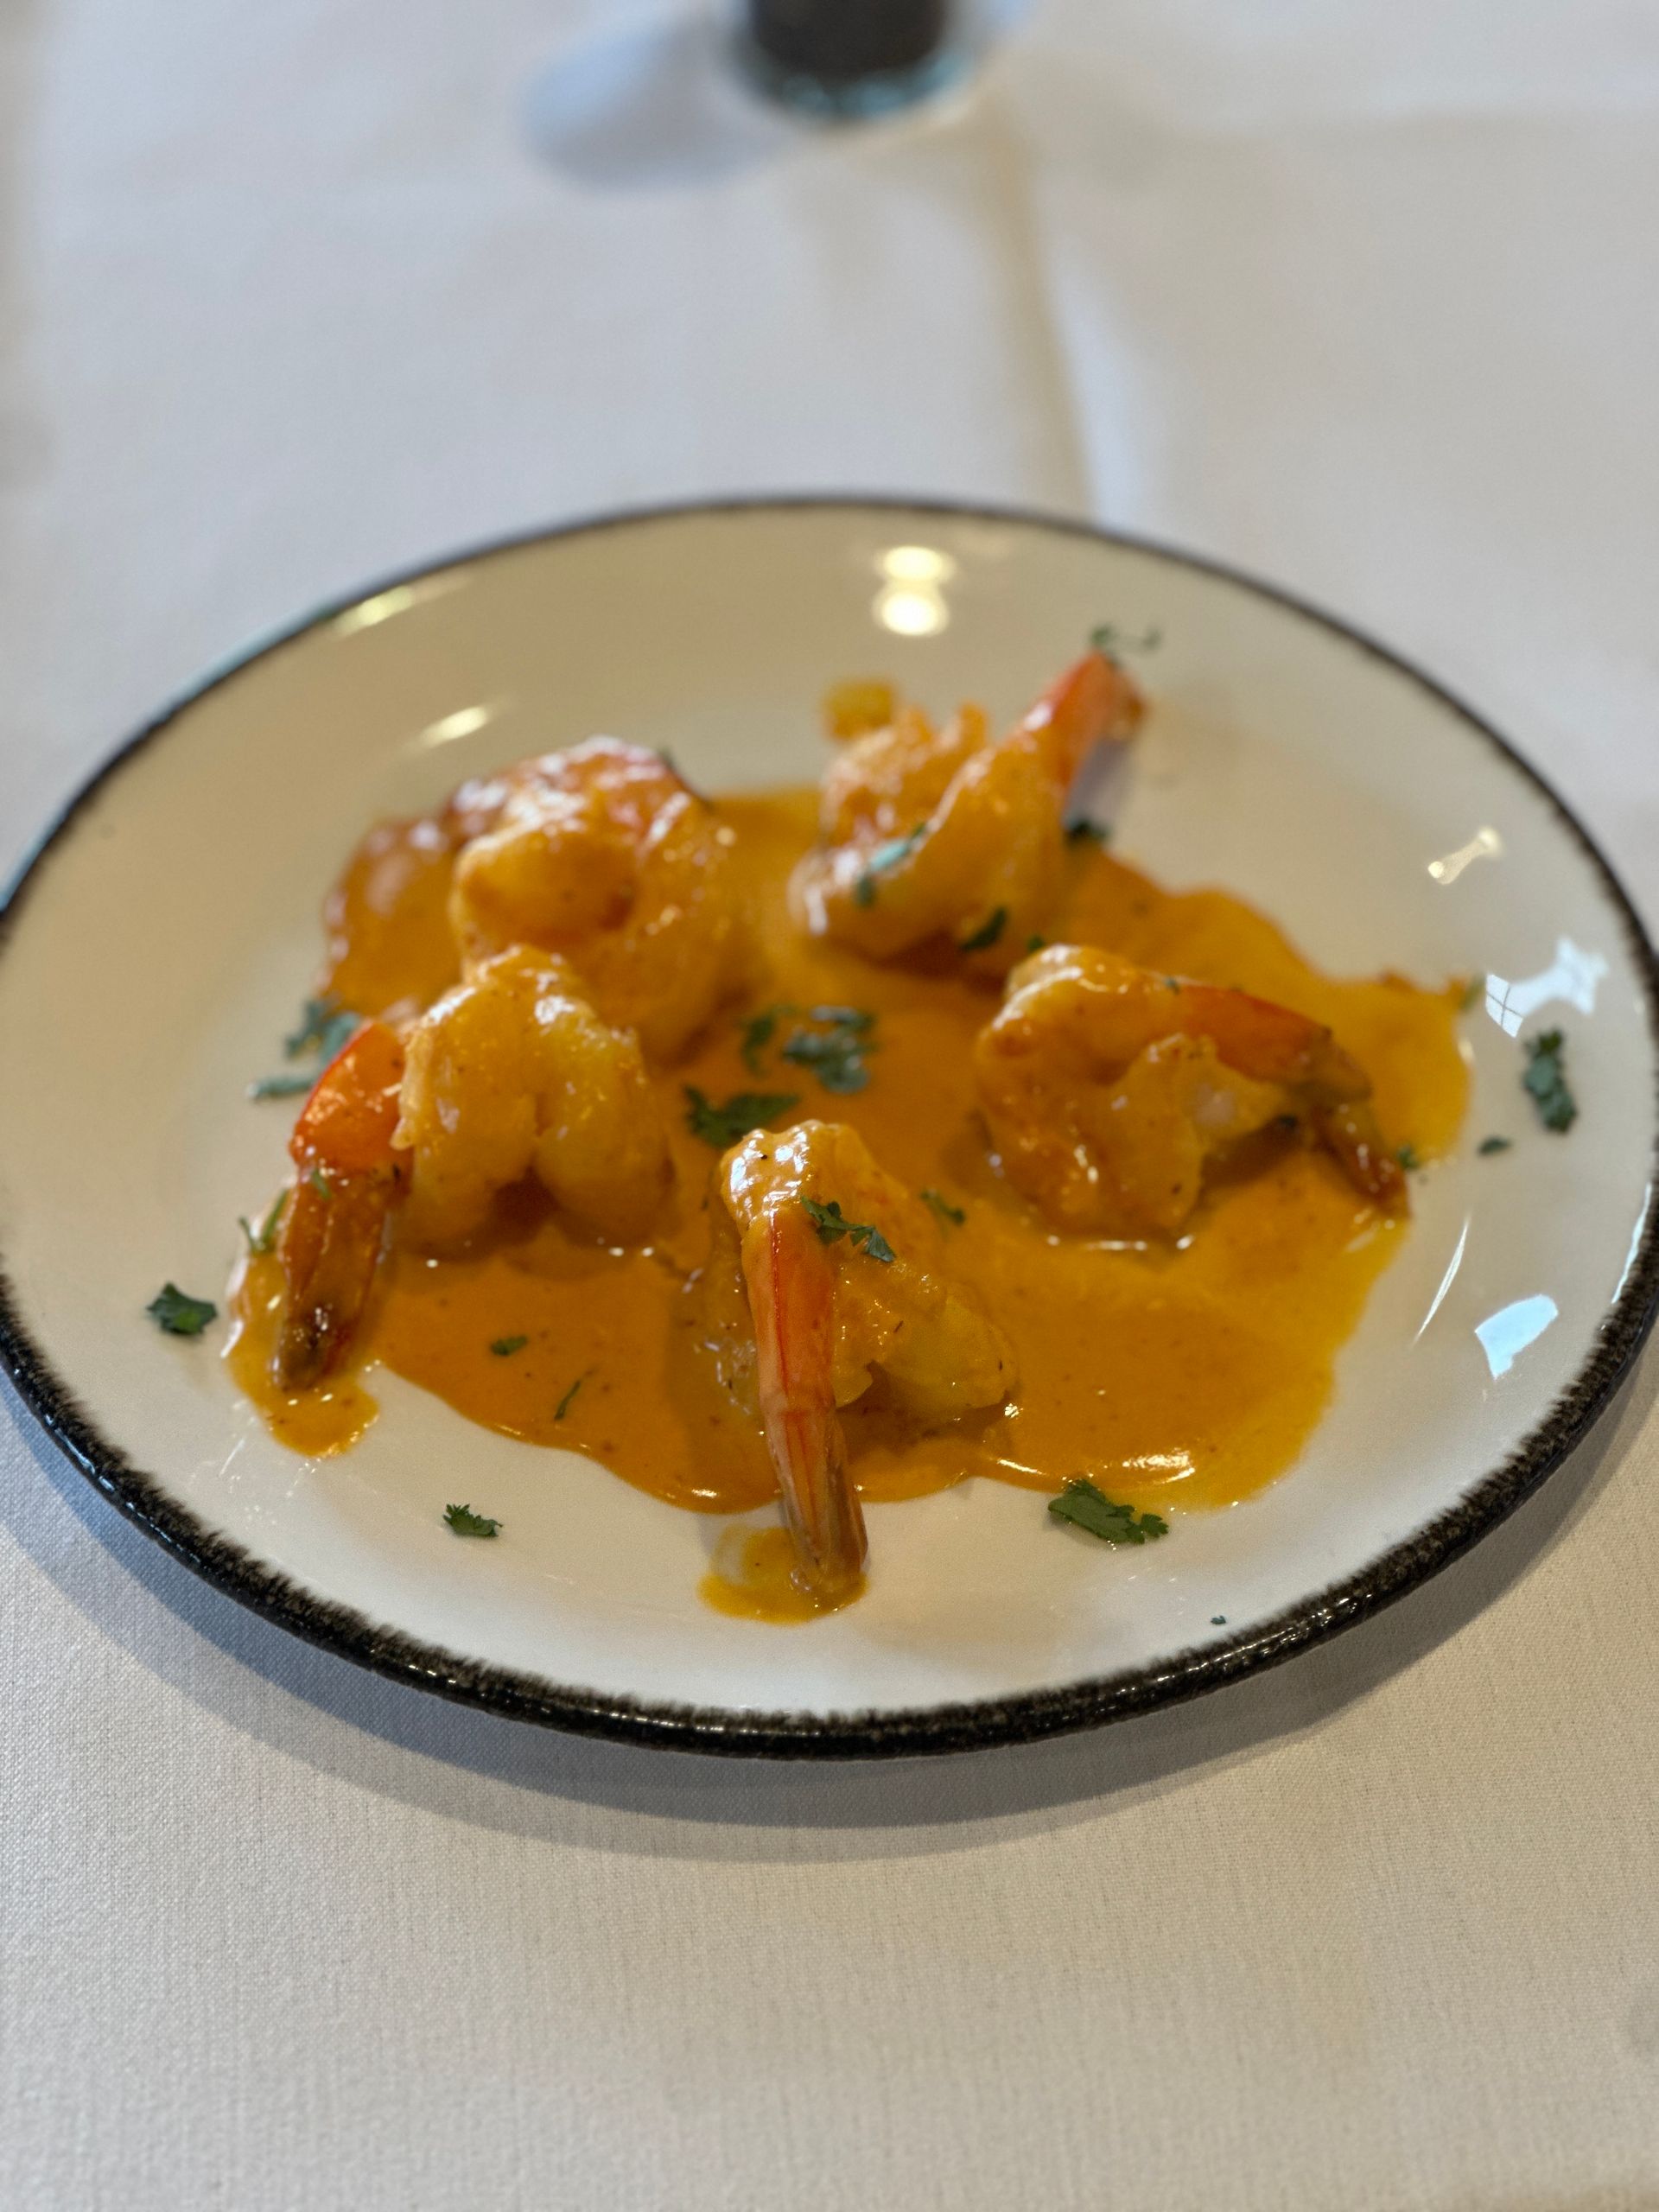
[
  {"x1": 275, "y1": 1020, "x2": 407, "y2": 1389},
  {"x1": 275, "y1": 1167, "x2": 400, "y2": 1389},
  {"x1": 1314, "y1": 1100, "x2": 1408, "y2": 1213},
  {"x1": 741, "y1": 1200, "x2": 868, "y2": 1598},
  {"x1": 1021, "y1": 647, "x2": 1145, "y2": 789}
]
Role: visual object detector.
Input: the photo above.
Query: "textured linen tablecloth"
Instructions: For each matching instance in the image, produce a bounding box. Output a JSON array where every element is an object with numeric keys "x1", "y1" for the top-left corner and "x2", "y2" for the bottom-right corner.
[{"x1": 3, "y1": 3, "x2": 1656, "y2": 2205}]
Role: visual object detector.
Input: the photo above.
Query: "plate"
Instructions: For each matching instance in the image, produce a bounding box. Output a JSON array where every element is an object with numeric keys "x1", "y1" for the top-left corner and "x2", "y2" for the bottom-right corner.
[{"x1": 2, "y1": 499, "x2": 1655, "y2": 1757}]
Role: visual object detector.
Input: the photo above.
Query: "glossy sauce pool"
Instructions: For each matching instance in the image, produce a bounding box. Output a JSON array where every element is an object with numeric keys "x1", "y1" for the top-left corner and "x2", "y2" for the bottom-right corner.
[{"x1": 229, "y1": 789, "x2": 1468, "y2": 1610}]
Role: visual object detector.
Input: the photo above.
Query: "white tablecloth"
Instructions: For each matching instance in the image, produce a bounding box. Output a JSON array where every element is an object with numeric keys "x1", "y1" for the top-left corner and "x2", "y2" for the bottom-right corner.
[{"x1": 4, "y1": 4, "x2": 1657, "y2": 2204}]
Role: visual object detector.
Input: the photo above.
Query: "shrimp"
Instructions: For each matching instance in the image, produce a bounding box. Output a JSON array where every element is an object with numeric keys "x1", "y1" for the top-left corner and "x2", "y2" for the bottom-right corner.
[
  {"x1": 273, "y1": 953, "x2": 671, "y2": 1387},
  {"x1": 275, "y1": 1020, "x2": 408, "y2": 1389},
  {"x1": 975, "y1": 944, "x2": 1406, "y2": 1239},
  {"x1": 445, "y1": 737, "x2": 752, "y2": 1061},
  {"x1": 394, "y1": 947, "x2": 672, "y2": 1248},
  {"x1": 700, "y1": 1122, "x2": 1017, "y2": 1593},
  {"x1": 791, "y1": 649, "x2": 1144, "y2": 973}
]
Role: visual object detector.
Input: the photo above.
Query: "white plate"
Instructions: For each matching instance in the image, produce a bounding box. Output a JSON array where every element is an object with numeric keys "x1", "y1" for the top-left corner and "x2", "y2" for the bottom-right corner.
[{"x1": 2, "y1": 499, "x2": 1655, "y2": 1757}]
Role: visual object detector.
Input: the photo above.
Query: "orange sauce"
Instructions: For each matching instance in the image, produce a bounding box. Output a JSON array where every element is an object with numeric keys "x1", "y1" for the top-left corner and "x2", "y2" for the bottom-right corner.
[{"x1": 228, "y1": 788, "x2": 1468, "y2": 1609}]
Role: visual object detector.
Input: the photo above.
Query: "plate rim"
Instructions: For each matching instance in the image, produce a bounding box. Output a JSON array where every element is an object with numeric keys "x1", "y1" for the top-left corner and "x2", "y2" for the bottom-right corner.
[{"x1": 3, "y1": 491, "x2": 1656, "y2": 1760}]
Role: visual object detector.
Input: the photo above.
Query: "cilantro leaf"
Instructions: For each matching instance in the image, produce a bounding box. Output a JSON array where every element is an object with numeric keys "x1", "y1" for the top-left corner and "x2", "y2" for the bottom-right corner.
[
  {"x1": 853, "y1": 824, "x2": 926, "y2": 907},
  {"x1": 1026, "y1": 934, "x2": 1046, "y2": 953},
  {"x1": 780, "y1": 1022, "x2": 872, "y2": 1095},
  {"x1": 252, "y1": 995, "x2": 360, "y2": 1102},
  {"x1": 555, "y1": 1374, "x2": 586, "y2": 1421},
  {"x1": 801, "y1": 1198, "x2": 896, "y2": 1263},
  {"x1": 146, "y1": 1283, "x2": 218, "y2": 1337},
  {"x1": 741, "y1": 1003, "x2": 877, "y2": 1097},
  {"x1": 958, "y1": 906, "x2": 1007, "y2": 954},
  {"x1": 737, "y1": 1006, "x2": 785, "y2": 1075},
  {"x1": 1522, "y1": 1028, "x2": 1577, "y2": 1133},
  {"x1": 1396, "y1": 1143, "x2": 1421, "y2": 1173},
  {"x1": 1065, "y1": 818, "x2": 1110, "y2": 846},
  {"x1": 285, "y1": 996, "x2": 359, "y2": 1064},
  {"x1": 683, "y1": 1088, "x2": 799, "y2": 1147},
  {"x1": 920, "y1": 1187, "x2": 965, "y2": 1226},
  {"x1": 490, "y1": 1335, "x2": 529, "y2": 1357},
  {"x1": 444, "y1": 1503, "x2": 500, "y2": 1538},
  {"x1": 284, "y1": 996, "x2": 336, "y2": 1058},
  {"x1": 1478, "y1": 1135, "x2": 1513, "y2": 1156},
  {"x1": 1090, "y1": 621, "x2": 1161, "y2": 659},
  {"x1": 238, "y1": 1189, "x2": 289, "y2": 1256},
  {"x1": 1047, "y1": 1478, "x2": 1167, "y2": 1546}
]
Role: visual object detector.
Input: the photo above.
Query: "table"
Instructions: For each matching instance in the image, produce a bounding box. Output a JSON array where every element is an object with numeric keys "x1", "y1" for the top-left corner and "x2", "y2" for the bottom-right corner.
[{"x1": 3, "y1": 3, "x2": 1656, "y2": 2202}]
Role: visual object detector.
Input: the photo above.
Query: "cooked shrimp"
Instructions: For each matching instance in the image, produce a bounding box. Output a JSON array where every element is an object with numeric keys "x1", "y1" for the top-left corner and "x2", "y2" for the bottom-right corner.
[
  {"x1": 274, "y1": 955, "x2": 670, "y2": 1384},
  {"x1": 395, "y1": 947, "x2": 671, "y2": 1248},
  {"x1": 701, "y1": 1122, "x2": 1017, "y2": 1592},
  {"x1": 791, "y1": 650, "x2": 1144, "y2": 973},
  {"x1": 975, "y1": 944, "x2": 1406, "y2": 1238},
  {"x1": 275, "y1": 1020, "x2": 408, "y2": 1389},
  {"x1": 446, "y1": 737, "x2": 752, "y2": 1060}
]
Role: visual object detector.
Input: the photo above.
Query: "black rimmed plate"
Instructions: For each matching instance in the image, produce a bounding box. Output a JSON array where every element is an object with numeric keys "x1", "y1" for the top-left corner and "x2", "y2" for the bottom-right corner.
[{"x1": 2, "y1": 498, "x2": 1655, "y2": 1756}]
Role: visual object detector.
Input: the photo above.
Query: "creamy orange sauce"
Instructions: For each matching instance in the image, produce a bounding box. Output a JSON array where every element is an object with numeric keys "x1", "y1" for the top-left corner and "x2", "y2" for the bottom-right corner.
[{"x1": 229, "y1": 787, "x2": 1467, "y2": 1606}]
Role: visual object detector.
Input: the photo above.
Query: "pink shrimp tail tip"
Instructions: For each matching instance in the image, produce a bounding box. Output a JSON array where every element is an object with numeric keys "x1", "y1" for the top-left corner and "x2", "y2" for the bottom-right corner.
[
  {"x1": 1022, "y1": 648, "x2": 1146, "y2": 787},
  {"x1": 743, "y1": 1203, "x2": 868, "y2": 1596}
]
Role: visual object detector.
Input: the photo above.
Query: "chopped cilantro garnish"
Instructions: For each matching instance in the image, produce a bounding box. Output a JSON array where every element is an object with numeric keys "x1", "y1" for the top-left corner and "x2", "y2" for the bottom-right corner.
[
  {"x1": 284, "y1": 995, "x2": 358, "y2": 1065},
  {"x1": 1396, "y1": 1142, "x2": 1421, "y2": 1172},
  {"x1": 683, "y1": 1088, "x2": 800, "y2": 1147},
  {"x1": 1026, "y1": 934, "x2": 1046, "y2": 953},
  {"x1": 958, "y1": 906, "x2": 1007, "y2": 954},
  {"x1": 1211, "y1": 1615, "x2": 1227, "y2": 1625},
  {"x1": 490, "y1": 1335, "x2": 529, "y2": 1357},
  {"x1": 146, "y1": 1283, "x2": 218, "y2": 1337},
  {"x1": 1090, "y1": 620, "x2": 1161, "y2": 659},
  {"x1": 238, "y1": 1189, "x2": 288, "y2": 1256},
  {"x1": 780, "y1": 1016, "x2": 873, "y2": 1095},
  {"x1": 801, "y1": 1198, "x2": 896, "y2": 1263},
  {"x1": 1478, "y1": 1135, "x2": 1513, "y2": 1156},
  {"x1": 853, "y1": 824, "x2": 926, "y2": 906},
  {"x1": 737, "y1": 1006, "x2": 783, "y2": 1075},
  {"x1": 444, "y1": 1503, "x2": 500, "y2": 1538},
  {"x1": 555, "y1": 1374, "x2": 586, "y2": 1421},
  {"x1": 284, "y1": 997, "x2": 336, "y2": 1058},
  {"x1": 920, "y1": 1187, "x2": 965, "y2": 1227},
  {"x1": 1522, "y1": 1028, "x2": 1577, "y2": 1133},
  {"x1": 741, "y1": 1003, "x2": 877, "y2": 1096},
  {"x1": 1047, "y1": 1478, "x2": 1167, "y2": 1546},
  {"x1": 1065, "y1": 818, "x2": 1110, "y2": 846},
  {"x1": 252, "y1": 995, "x2": 360, "y2": 1102}
]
